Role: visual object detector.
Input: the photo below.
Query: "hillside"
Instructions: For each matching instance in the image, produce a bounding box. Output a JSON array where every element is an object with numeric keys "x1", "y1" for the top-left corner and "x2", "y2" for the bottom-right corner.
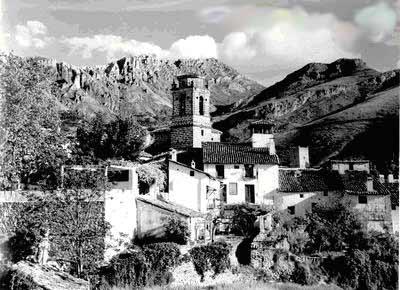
[
  {"x1": 212, "y1": 59, "x2": 399, "y2": 172},
  {"x1": 51, "y1": 56, "x2": 264, "y2": 127}
]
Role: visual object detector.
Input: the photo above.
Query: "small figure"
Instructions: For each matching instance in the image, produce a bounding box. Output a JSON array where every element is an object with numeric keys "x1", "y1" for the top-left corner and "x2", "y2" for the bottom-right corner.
[{"x1": 37, "y1": 229, "x2": 50, "y2": 265}]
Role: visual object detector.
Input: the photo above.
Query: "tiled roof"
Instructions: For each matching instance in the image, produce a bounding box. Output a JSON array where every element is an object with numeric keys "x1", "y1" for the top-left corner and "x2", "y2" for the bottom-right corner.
[
  {"x1": 137, "y1": 196, "x2": 203, "y2": 217},
  {"x1": 278, "y1": 169, "x2": 391, "y2": 196},
  {"x1": 250, "y1": 120, "x2": 275, "y2": 126},
  {"x1": 202, "y1": 142, "x2": 279, "y2": 165},
  {"x1": 169, "y1": 160, "x2": 217, "y2": 180},
  {"x1": 278, "y1": 169, "x2": 341, "y2": 192}
]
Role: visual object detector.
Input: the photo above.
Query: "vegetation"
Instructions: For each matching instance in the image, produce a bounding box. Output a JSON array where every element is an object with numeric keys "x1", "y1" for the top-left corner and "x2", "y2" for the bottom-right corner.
[
  {"x1": 76, "y1": 113, "x2": 146, "y2": 162},
  {"x1": 137, "y1": 162, "x2": 166, "y2": 194},
  {"x1": 97, "y1": 242, "x2": 180, "y2": 288},
  {"x1": 164, "y1": 216, "x2": 190, "y2": 245},
  {"x1": 189, "y1": 241, "x2": 231, "y2": 281},
  {"x1": 0, "y1": 54, "x2": 67, "y2": 189},
  {"x1": 3, "y1": 169, "x2": 109, "y2": 278}
]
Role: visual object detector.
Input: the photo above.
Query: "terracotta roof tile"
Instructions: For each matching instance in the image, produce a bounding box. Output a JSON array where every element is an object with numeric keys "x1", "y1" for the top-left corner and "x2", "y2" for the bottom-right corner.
[{"x1": 202, "y1": 142, "x2": 279, "y2": 165}]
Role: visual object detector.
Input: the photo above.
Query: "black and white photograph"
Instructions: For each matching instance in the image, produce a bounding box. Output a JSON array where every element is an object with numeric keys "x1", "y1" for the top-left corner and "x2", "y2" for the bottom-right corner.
[{"x1": 0, "y1": 0, "x2": 398, "y2": 289}]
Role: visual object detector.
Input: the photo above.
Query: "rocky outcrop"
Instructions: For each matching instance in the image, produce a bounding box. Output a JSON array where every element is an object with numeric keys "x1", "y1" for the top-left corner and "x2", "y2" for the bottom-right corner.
[
  {"x1": 50, "y1": 55, "x2": 264, "y2": 126},
  {"x1": 3, "y1": 261, "x2": 89, "y2": 290}
]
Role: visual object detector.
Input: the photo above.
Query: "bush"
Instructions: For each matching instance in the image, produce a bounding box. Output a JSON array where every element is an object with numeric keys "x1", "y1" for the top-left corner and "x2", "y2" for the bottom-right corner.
[
  {"x1": 98, "y1": 250, "x2": 148, "y2": 288},
  {"x1": 164, "y1": 216, "x2": 190, "y2": 245},
  {"x1": 2, "y1": 229, "x2": 39, "y2": 263},
  {"x1": 143, "y1": 242, "x2": 180, "y2": 286},
  {"x1": 97, "y1": 242, "x2": 180, "y2": 288},
  {"x1": 189, "y1": 241, "x2": 231, "y2": 281},
  {"x1": 291, "y1": 261, "x2": 321, "y2": 286}
]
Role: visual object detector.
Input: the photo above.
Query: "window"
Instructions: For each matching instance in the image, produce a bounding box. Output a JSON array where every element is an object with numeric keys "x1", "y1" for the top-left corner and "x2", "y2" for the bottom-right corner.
[
  {"x1": 190, "y1": 170, "x2": 194, "y2": 176},
  {"x1": 234, "y1": 165, "x2": 240, "y2": 169},
  {"x1": 288, "y1": 206, "x2": 295, "y2": 215},
  {"x1": 244, "y1": 164, "x2": 254, "y2": 178},
  {"x1": 216, "y1": 165, "x2": 225, "y2": 178},
  {"x1": 300, "y1": 193, "x2": 304, "y2": 198},
  {"x1": 323, "y1": 190, "x2": 328, "y2": 197},
  {"x1": 245, "y1": 184, "x2": 255, "y2": 203},
  {"x1": 201, "y1": 129, "x2": 204, "y2": 136},
  {"x1": 108, "y1": 170, "x2": 129, "y2": 182},
  {"x1": 220, "y1": 184, "x2": 227, "y2": 203},
  {"x1": 392, "y1": 204, "x2": 397, "y2": 210},
  {"x1": 349, "y1": 163, "x2": 354, "y2": 170},
  {"x1": 199, "y1": 96, "x2": 204, "y2": 115},
  {"x1": 179, "y1": 94, "x2": 186, "y2": 116},
  {"x1": 358, "y1": 195, "x2": 367, "y2": 204},
  {"x1": 229, "y1": 183, "x2": 238, "y2": 195}
]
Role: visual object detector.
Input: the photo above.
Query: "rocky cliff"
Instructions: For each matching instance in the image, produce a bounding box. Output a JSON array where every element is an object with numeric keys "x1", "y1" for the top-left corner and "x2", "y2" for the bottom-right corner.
[
  {"x1": 52, "y1": 55, "x2": 264, "y2": 126},
  {"x1": 213, "y1": 59, "x2": 399, "y2": 173}
]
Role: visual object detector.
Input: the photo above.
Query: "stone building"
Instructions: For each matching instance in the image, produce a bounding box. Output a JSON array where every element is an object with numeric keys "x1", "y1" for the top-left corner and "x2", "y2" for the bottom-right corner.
[{"x1": 170, "y1": 74, "x2": 221, "y2": 149}]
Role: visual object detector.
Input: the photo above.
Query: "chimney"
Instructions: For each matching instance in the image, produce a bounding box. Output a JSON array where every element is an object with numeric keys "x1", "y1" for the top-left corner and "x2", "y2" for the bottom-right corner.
[
  {"x1": 170, "y1": 149, "x2": 177, "y2": 162},
  {"x1": 191, "y1": 160, "x2": 196, "y2": 169},
  {"x1": 290, "y1": 146, "x2": 309, "y2": 169},
  {"x1": 379, "y1": 174, "x2": 385, "y2": 183},
  {"x1": 366, "y1": 176, "x2": 373, "y2": 191},
  {"x1": 388, "y1": 174, "x2": 394, "y2": 183}
]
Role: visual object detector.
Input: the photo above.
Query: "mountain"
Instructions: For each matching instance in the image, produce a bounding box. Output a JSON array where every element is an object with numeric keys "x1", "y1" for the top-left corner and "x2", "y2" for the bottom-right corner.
[
  {"x1": 52, "y1": 55, "x2": 264, "y2": 127},
  {"x1": 212, "y1": 59, "x2": 399, "y2": 173}
]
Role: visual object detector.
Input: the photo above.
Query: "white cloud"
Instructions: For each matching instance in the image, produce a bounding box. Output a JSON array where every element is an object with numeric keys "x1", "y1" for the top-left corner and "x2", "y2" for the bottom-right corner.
[
  {"x1": 0, "y1": 0, "x2": 10, "y2": 52},
  {"x1": 62, "y1": 34, "x2": 169, "y2": 60},
  {"x1": 62, "y1": 34, "x2": 218, "y2": 60},
  {"x1": 15, "y1": 20, "x2": 49, "y2": 48},
  {"x1": 218, "y1": 7, "x2": 359, "y2": 79},
  {"x1": 169, "y1": 35, "x2": 218, "y2": 59},
  {"x1": 354, "y1": 2, "x2": 397, "y2": 42}
]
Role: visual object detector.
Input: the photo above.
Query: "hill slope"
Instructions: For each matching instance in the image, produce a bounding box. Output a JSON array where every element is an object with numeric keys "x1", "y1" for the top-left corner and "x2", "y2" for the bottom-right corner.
[{"x1": 213, "y1": 59, "x2": 399, "y2": 172}]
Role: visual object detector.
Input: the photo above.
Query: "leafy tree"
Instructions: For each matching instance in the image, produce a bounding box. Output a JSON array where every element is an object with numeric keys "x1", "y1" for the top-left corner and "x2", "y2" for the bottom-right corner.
[
  {"x1": 76, "y1": 113, "x2": 146, "y2": 161},
  {"x1": 229, "y1": 204, "x2": 271, "y2": 238},
  {"x1": 14, "y1": 168, "x2": 110, "y2": 278},
  {"x1": 137, "y1": 163, "x2": 166, "y2": 194},
  {"x1": 0, "y1": 54, "x2": 67, "y2": 189},
  {"x1": 305, "y1": 201, "x2": 364, "y2": 253}
]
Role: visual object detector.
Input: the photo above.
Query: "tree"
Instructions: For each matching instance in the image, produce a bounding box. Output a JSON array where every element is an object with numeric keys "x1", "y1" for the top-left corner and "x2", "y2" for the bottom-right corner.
[
  {"x1": 76, "y1": 113, "x2": 146, "y2": 162},
  {"x1": 0, "y1": 54, "x2": 68, "y2": 189},
  {"x1": 229, "y1": 204, "x2": 271, "y2": 238},
  {"x1": 305, "y1": 201, "x2": 364, "y2": 253},
  {"x1": 14, "y1": 168, "x2": 110, "y2": 278}
]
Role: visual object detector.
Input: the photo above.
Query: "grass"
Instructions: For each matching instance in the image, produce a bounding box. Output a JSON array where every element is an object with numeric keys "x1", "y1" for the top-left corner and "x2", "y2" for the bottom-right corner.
[{"x1": 109, "y1": 281, "x2": 342, "y2": 290}]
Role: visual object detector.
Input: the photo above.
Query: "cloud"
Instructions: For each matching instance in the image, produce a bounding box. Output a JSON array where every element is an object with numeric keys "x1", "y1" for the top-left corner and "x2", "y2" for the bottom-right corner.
[
  {"x1": 62, "y1": 34, "x2": 218, "y2": 60},
  {"x1": 354, "y1": 2, "x2": 397, "y2": 42},
  {"x1": 15, "y1": 20, "x2": 49, "y2": 48},
  {"x1": 169, "y1": 35, "x2": 218, "y2": 59},
  {"x1": 218, "y1": 7, "x2": 359, "y2": 79},
  {"x1": 0, "y1": 0, "x2": 10, "y2": 51},
  {"x1": 62, "y1": 35, "x2": 168, "y2": 60}
]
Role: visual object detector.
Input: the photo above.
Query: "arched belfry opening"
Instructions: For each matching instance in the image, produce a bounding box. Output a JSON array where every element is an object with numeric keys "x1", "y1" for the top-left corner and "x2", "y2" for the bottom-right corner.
[
  {"x1": 179, "y1": 94, "x2": 186, "y2": 116},
  {"x1": 199, "y1": 96, "x2": 204, "y2": 115}
]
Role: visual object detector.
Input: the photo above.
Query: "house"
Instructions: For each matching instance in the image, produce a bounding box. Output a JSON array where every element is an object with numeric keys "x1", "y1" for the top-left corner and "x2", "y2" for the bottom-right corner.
[
  {"x1": 202, "y1": 142, "x2": 279, "y2": 206},
  {"x1": 330, "y1": 159, "x2": 370, "y2": 174},
  {"x1": 168, "y1": 158, "x2": 221, "y2": 213},
  {"x1": 136, "y1": 195, "x2": 205, "y2": 242}
]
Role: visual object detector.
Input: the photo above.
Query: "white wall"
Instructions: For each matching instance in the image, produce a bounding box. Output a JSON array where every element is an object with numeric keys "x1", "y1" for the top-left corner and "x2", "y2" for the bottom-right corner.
[
  {"x1": 104, "y1": 167, "x2": 138, "y2": 261},
  {"x1": 392, "y1": 206, "x2": 399, "y2": 234},
  {"x1": 168, "y1": 161, "x2": 219, "y2": 213},
  {"x1": 203, "y1": 164, "x2": 279, "y2": 206},
  {"x1": 331, "y1": 162, "x2": 370, "y2": 174}
]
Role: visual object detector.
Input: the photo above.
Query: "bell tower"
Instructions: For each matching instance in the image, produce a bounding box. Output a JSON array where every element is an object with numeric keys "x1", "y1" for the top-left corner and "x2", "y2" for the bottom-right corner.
[{"x1": 170, "y1": 74, "x2": 214, "y2": 149}]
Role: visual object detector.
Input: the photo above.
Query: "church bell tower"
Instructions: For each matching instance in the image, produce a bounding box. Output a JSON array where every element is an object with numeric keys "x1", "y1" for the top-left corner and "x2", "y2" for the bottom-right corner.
[{"x1": 170, "y1": 74, "x2": 214, "y2": 149}]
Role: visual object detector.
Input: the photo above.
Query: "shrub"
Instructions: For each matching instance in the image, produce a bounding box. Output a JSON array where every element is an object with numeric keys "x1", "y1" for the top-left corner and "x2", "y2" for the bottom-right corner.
[
  {"x1": 164, "y1": 216, "x2": 190, "y2": 245},
  {"x1": 291, "y1": 261, "x2": 321, "y2": 286},
  {"x1": 189, "y1": 241, "x2": 231, "y2": 281},
  {"x1": 98, "y1": 250, "x2": 149, "y2": 288},
  {"x1": 143, "y1": 242, "x2": 180, "y2": 286}
]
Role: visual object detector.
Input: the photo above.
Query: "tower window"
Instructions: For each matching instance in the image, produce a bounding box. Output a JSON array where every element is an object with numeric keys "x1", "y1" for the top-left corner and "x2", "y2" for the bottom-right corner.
[
  {"x1": 179, "y1": 94, "x2": 186, "y2": 116},
  {"x1": 201, "y1": 129, "x2": 204, "y2": 136},
  {"x1": 199, "y1": 96, "x2": 204, "y2": 115}
]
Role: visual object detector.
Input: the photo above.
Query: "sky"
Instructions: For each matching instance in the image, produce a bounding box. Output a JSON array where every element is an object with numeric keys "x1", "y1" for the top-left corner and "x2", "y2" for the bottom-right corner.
[{"x1": 0, "y1": 0, "x2": 398, "y2": 86}]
